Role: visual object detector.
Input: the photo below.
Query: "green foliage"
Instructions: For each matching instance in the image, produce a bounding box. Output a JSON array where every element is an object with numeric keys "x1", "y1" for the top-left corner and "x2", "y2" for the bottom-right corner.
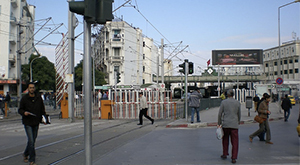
[
  {"x1": 74, "y1": 60, "x2": 107, "y2": 91},
  {"x1": 21, "y1": 54, "x2": 56, "y2": 91}
]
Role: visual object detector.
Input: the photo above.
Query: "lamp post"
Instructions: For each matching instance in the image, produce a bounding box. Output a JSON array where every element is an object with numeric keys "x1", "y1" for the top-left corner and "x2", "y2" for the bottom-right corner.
[
  {"x1": 30, "y1": 56, "x2": 42, "y2": 82},
  {"x1": 277, "y1": 0, "x2": 300, "y2": 110}
]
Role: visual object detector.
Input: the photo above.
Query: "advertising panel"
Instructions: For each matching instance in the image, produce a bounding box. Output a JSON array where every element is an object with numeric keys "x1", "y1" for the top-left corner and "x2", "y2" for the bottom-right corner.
[{"x1": 212, "y1": 49, "x2": 263, "y2": 65}]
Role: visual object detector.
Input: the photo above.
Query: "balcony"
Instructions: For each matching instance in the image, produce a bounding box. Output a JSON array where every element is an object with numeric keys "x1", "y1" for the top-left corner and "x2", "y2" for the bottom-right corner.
[
  {"x1": 9, "y1": 54, "x2": 16, "y2": 63},
  {"x1": 107, "y1": 56, "x2": 124, "y2": 63},
  {"x1": 11, "y1": 0, "x2": 18, "y2": 8},
  {"x1": 9, "y1": 35, "x2": 16, "y2": 45},
  {"x1": 10, "y1": 16, "x2": 17, "y2": 26}
]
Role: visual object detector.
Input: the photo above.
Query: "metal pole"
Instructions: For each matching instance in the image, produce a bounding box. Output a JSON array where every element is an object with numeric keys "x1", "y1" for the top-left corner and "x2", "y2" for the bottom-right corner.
[
  {"x1": 184, "y1": 59, "x2": 188, "y2": 121},
  {"x1": 30, "y1": 56, "x2": 41, "y2": 82},
  {"x1": 161, "y1": 39, "x2": 164, "y2": 84},
  {"x1": 83, "y1": 20, "x2": 92, "y2": 165},
  {"x1": 277, "y1": 0, "x2": 299, "y2": 113},
  {"x1": 218, "y1": 64, "x2": 220, "y2": 97},
  {"x1": 17, "y1": 23, "x2": 22, "y2": 102},
  {"x1": 68, "y1": 0, "x2": 75, "y2": 122},
  {"x1": 157, "y1": 56, "x2": 159, "y2": 84}
]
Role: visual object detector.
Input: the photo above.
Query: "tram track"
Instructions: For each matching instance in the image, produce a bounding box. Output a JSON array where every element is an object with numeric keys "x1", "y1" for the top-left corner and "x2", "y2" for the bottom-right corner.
[{"x1": 0, "y1": 119, "x2": 165, "y2": 165}]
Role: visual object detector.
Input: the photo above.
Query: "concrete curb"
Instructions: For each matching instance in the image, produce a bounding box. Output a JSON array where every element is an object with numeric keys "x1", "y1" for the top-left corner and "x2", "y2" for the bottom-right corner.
[{"x1": 166, "y1": 117, "x2": 284, "y2": 128}]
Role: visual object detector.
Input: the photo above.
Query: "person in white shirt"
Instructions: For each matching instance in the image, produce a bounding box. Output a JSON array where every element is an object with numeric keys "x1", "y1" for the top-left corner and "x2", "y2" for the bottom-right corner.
[{"x1": 137, "y1": 92, "x2": 154, "y2": 125}]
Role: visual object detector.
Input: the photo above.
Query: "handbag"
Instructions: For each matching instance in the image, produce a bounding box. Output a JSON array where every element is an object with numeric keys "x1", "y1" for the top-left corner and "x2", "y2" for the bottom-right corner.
[
  {"x1": 216, "y1": 126, "x2": 224, "y2": 140},
  {"x1": 254, "y1": 115, "x2": 264, "y2": 124}
]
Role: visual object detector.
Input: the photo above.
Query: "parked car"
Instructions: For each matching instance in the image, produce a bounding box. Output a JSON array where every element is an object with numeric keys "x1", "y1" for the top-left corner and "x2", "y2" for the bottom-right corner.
[{"x1": 288, "y1": 95, "x2": 296, "y2": 105}]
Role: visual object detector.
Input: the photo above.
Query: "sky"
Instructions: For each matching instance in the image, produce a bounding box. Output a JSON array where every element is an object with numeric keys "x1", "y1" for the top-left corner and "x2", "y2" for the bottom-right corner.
[{"x1": 28, "y1": 0, "x2": 300, "y2": 74}]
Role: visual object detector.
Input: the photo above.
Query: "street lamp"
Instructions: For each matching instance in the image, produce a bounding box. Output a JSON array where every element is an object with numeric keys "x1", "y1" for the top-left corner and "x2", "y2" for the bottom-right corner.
[
  {"x1": 278, "y1": 0, "x2": 300, "y2": 81},
  {"x1": 277, "y1": 0, "x2": 300, "y2": 111},
  {"x1": 30, "y1": 56, "x2": 42, "y2": 82}
]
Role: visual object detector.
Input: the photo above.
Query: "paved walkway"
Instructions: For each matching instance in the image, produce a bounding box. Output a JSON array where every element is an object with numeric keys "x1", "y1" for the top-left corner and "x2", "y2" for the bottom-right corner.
[{"x1": 166, "y1": 102, "x2": 284, "y2": 128}]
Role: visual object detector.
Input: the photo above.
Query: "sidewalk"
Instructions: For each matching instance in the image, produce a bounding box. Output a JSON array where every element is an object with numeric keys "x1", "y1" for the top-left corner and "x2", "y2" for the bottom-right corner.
[{"x1": 166, "y1": 102, "x2": 284, "y2": 128}]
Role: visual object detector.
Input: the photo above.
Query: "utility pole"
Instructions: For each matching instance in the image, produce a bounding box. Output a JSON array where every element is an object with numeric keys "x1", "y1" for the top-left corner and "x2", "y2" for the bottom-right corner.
[
  {"x1": 184, "y1": 59, "x2": 188, "y2": 121},
  {"x1": 17, "y1": 22, "x2": 23, "y2": 102},
  {"x1": 68, "y1": 0, "x2": 75, "y2": 122},
  {"x1": 161, "y1": 39, "x2": 164, "y2": 85},
  {"x1": 83, "y1": 20, "x2": 92, "y2": 165},
  {"x1": 157, "y1": 56, "x2": 159, "y2": 84}
]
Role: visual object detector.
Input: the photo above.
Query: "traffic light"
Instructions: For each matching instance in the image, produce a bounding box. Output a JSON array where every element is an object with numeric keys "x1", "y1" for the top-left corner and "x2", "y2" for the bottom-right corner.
[
  {"x1": 188, "y1": 62, "x2": 193, "y2": 74},
  {"x1": 179, "y1": 62, "x2": 185, "y2": 74},
  {"x1": 69, "y1": 0, "x2": 113, "y2": 24},
  {"x1": 116, "y1": 72, "x2": 121, "y2": 83}
]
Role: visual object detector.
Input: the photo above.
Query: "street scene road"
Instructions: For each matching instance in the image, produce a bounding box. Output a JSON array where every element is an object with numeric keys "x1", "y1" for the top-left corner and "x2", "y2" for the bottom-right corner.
[{"x1": 0, "y1": 103, "x2": 299, "y2": 165}]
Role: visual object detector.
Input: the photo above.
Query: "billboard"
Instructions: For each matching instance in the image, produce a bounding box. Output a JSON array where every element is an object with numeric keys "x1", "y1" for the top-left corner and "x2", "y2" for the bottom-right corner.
[{"x1": 212, "y1": 49, "x2": 263, "y2": 65}]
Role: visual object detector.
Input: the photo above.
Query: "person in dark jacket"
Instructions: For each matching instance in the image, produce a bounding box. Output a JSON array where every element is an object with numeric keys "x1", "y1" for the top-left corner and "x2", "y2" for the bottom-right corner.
[
  {"x1": 253, "y1": 95, "x2": 259, "y2": 112},
  {"x1": 255, "y1": 93, "x2": 268, "y2": 141},
  {"x1": 281, "y1": 94, "x2": 292, "y2": 122},
  {"x1": 188, "y1": 88, "x2": 203, "y2": 123},
  {"x1": 18, "y1": 82, "x2": 46, "y2": 165}
]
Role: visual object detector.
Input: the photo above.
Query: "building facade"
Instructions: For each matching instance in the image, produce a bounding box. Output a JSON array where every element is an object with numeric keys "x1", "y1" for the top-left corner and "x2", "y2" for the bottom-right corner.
[
  {"x1": 92, "y1": 20, "x2": 162, "y2": 86},
  {"x1": 263, "y1": 40, "x2": 300, "y2": 85},
  {"x1": 0, "y1": 0, "x2": 35, "y2": 95}
]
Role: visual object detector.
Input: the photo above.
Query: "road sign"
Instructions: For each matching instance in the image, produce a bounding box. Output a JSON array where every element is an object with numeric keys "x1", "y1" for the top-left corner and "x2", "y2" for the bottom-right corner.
[{"x1": 276, "y1": 77, "x2": 283, "y2": 85}]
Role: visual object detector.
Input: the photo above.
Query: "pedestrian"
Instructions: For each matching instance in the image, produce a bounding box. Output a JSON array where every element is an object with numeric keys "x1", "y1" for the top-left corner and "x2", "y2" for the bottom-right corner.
[
  {"x1": 137, "y1": 92, "x2": 154, "y2": 125},
  {"x1": 220, "y1": 92, "x2": 226, "y2": 100},
  {"x1": 189, "y1": 88, "x2": 203, "y2": 123},
  {"x1": 218, "y1": 89, "x2": 241, "y2": 164},
  {"x1": 0, "y1": 94, "x2": 4, "y2": 115},
  {"x1": 249, "y1": 94, "x2": 273, "y2": 144},
  {"x1": 281, "y1": 94, "x2": 292, "y2": 122},
  {"x1": 255, "y1": 93, "x2": 268, "y2": 141},
  {"x1": 18, "y1": 82, "x2": 47, "y2": 165},
  {"x1": 253, "y1": 94, "x2": 259, "y2": 111}
]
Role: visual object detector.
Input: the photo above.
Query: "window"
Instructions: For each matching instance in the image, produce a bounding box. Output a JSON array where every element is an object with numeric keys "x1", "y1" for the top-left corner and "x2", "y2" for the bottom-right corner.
[
  {"x1": 280, "y1": 70, "x2": 283, "y2": 75},
  {"x1": 295, "y1": 59, "x2": 298, "y2": 63},
  {"x1": 113, "y1": 29, "x2": 121, "y2": 41},
  {"x1": 280, "y1": 61, "x2": 282, "y2": 65},
  {"x1": 265, "y1": 63, "x2": 268, "y2": 67},
  {"x1": 114, "y1": 47, "x2": 120, "y2": 56},
  {"x1": 274, "y1": 71, "x2": 277, "y2": 75},
  {"x1": 295, "y1": 69, "x2": 299, "y2": 73},
  {"x1": 289, "y1": 59, "x2": 293, "y2": 63},
  {"x1": 284, "y1": 60, "x2": 287, "y2": 64},
  {"x1": 143, "y1": 54, "x2": 145, "y2": 60},
  {"x1": 274, "y1": 61, "x2": 277, "y2": 66},
  {"x1": 266, "y1": 73, "x2": 269, "y2": 76},
  {"x1": 284, "y1": 70, "x2": 287, "y2": 74},
  {"x1": 289, "y1": 69, "x2": 293, "y2": 74},
  {"x1": 114, "y1": 66, "x2": 119, "y2": 73},
  {"x1": 143, "y1": 66, "x2": 145, "y2": 72}
]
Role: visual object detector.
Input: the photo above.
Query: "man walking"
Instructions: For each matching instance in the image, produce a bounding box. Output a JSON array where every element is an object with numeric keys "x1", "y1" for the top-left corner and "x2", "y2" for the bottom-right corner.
[
  {"x1": 189, "y1": 88, "x2": 203, "y2": 123},
  {"x1": 137, "y1": 92, "x2": 154, "y2": 125},
  {"x1": 18, "y1": 82, "x2": 46, "y2": 165},
  {"x1": 281, "y1": 94, "x2": 292, "y2": 122},
  {"x1": 218, "y1": 89, "x2": 241, "y2": 164}
]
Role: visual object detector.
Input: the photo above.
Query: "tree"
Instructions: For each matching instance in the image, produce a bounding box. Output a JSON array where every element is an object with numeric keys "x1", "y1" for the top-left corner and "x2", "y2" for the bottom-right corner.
[
  {"x1": 74, "y1": 60, "x2": 106, "y2": 91},
  {"x1": 21, "y1": 54, "x2": 56, "y2": 91}
]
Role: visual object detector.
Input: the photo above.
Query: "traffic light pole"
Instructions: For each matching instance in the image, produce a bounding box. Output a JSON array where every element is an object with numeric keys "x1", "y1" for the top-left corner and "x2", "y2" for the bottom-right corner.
[
  {"x1": 83, "y1": 20, "x2": 92, "y2": 165},
  {"x1": 184, "y1": 59, "x2": 188, "y2": 121}
]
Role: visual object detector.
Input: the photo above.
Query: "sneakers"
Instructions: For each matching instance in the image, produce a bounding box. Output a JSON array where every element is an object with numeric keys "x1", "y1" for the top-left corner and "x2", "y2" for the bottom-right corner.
[
  {"x1": 220, "y1": 155, "x2": 227, "y2": 159},
  {"x1": 151, "y1": 119, "x2": 154, "y2": 125},
  {"x1": 266, "y1": 141, "x2": 273, "y2": 144},
  {"x1": 23, "y1": 154, "x2": 28, "y2": 163},
  {"x1": 232, "y1": 159, "x2": 237, "y2": 164},
  {"x1": 29, "y1": 162, "x2": 37, "y2": 165}
]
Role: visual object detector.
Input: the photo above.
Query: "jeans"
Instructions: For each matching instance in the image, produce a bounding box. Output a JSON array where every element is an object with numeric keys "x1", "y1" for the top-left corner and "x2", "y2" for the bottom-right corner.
[
  {"x1": 190, "y1": 107, "x2": 200, "y2": 122},
  {"x1": 284, "y1": 109, "x2": 290, "y2": 121},
  {"x1": 24, "y1": 125, "x2": 39, "y2": 163}
]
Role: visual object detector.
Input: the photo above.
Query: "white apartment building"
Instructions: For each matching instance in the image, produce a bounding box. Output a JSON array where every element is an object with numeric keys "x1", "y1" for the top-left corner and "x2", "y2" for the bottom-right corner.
[
  {"x1": 263, "y1": 40, "x2": 300, "y2": 85},
  {"x1": 92, "y1": 20, "x2": 162, "y2": 86},
  {"x1": 0, "y1": 0, "x2": 35, "y2": 95},
  {"x1": 142, "y1": 37, "x2": 160, "y2": 84}
]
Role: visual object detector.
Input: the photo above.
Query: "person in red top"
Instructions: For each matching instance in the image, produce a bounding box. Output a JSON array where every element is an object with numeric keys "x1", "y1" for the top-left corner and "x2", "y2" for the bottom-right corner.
[{"x1": 18, "y1": 82, "x2": 46, "y2": 165}]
